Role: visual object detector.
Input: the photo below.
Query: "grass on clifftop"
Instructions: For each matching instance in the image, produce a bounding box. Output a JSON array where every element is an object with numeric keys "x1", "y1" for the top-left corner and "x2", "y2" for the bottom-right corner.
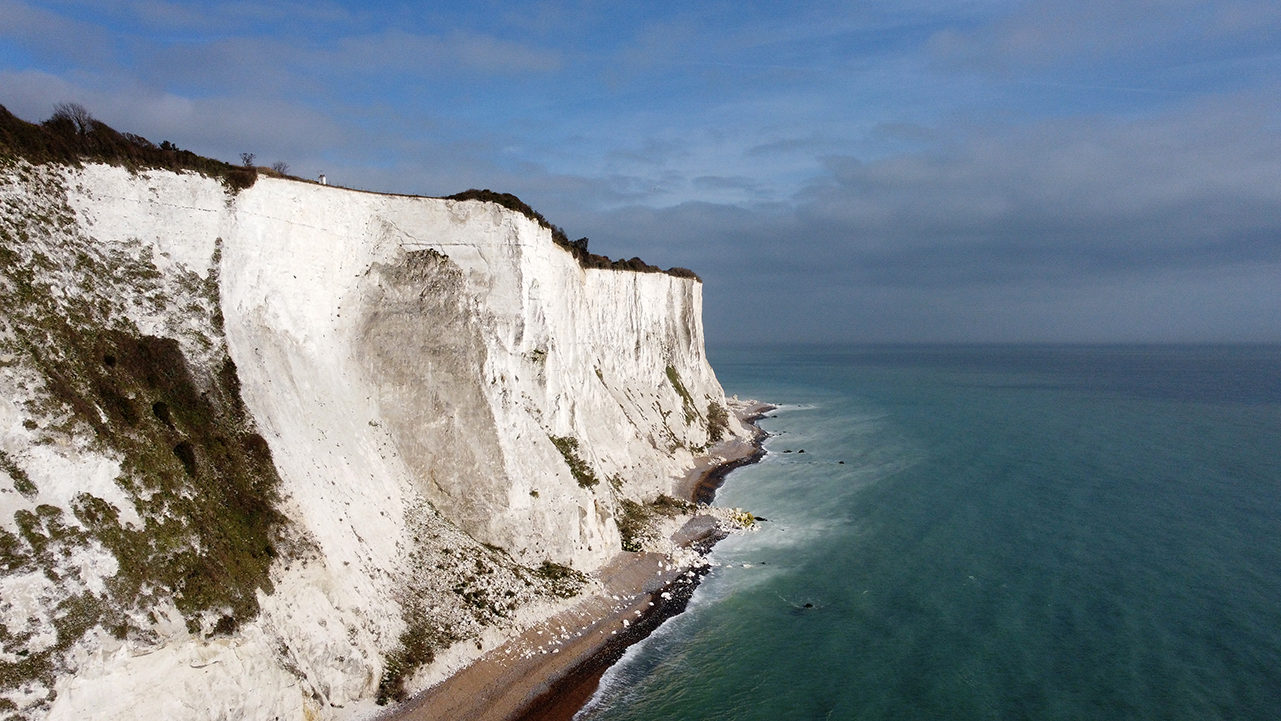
[
  {"x1": 0, "y1": 102, "x2": 258, "y2": 192},
  {"x1": 445, "y1": 189, "x2": 700, "y2": 281},
  {"x1": 0, "y1": 102, "x2": 700, "y2": 277}
]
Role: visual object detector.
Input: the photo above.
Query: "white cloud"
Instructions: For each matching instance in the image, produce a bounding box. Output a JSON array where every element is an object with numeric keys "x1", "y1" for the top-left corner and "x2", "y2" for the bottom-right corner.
[
  {"x1": 0, "y1": 69, "x2": 346, "y2": 163},
  {"x1": 328, "y1": 29, "x2": 562, "y2": 75},
  {"x1": 929, "y1": 0, "x2": 1281, "y2": 71}
]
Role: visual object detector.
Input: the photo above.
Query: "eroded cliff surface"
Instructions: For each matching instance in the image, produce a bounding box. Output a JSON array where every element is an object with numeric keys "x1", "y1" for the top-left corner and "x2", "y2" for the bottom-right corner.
[{"x1": 0, "y1": 158, "x2": 746, "y2": 720}]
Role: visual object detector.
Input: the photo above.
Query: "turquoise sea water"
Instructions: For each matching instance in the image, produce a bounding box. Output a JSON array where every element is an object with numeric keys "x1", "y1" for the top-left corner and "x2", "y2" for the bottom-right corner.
[{"x1": 580, "y1": 345, "x2": 1281, "y2": 721}]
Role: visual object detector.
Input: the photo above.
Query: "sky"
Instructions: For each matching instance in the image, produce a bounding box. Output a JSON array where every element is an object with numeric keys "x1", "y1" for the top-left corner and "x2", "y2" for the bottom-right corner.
[{"x1": 2, "y1": 0, "x2": 1279, "y2": 343}]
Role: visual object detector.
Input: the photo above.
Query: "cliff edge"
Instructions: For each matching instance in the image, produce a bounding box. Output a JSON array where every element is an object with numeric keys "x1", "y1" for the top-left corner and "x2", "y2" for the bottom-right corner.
[{"x1": 0, "y1": 137, "x2": 750, "y2": 720}]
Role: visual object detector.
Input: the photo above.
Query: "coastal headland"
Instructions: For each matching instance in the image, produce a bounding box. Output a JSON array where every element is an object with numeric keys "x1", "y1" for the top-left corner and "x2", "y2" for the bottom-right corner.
[{"x1": 1, "y1": 108, "x2": 770, "y2": 721}]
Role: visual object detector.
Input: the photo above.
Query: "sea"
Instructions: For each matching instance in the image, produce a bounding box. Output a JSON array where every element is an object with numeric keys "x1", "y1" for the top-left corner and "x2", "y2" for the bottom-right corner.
[{"x1": 578, "y1": 345, "x2": 1281, "y2": 721}]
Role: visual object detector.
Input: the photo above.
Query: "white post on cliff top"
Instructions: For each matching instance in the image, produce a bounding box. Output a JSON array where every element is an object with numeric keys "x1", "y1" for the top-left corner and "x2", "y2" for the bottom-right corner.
[{"x1": 319, "y1": 174, "x2": 327, "y2": 185}]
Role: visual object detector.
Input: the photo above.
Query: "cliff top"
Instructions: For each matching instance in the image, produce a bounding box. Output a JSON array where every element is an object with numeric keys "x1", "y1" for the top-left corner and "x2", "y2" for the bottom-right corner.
[
  {"x1": 0, "y1": 103, "x2": 259, "y2": 192},
  {"x1": 443, "y1": 189, "x2": 700, "y2": 281},
  {"x1": 0, "y1": 103, "x2": 699, "y2": 282}
]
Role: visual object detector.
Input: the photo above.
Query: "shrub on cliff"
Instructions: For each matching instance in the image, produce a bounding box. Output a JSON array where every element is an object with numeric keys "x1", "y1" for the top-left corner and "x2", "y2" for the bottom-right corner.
[
  {"x1": 445, "y1": 188, "x2": 701, "y2": 281},
  {"x1": 548, "y1": 435, "x2": 599, "y2": 489},
  {"x1": 617, "y1": 495, "x2": 696, "y2": 552},
  {"x1": 0, "y1": 102, "x2": 257, "y2": 192},
  {"x1": 533, "y1": 560, "x2": 587, "y2": 598},
  {"x1": 707, "y1": 402, "x2": 730, "y2": 443}
]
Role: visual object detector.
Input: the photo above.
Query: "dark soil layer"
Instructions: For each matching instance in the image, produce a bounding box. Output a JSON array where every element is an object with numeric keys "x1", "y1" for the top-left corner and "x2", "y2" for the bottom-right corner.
[{"x1": 0, "y1": 103, "x2": 259, "y2": 191}]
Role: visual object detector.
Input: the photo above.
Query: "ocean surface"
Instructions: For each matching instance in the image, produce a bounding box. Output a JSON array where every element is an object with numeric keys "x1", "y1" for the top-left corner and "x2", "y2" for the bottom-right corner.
[{"x1": 579, "y1": 345, "x2": 1281, "y2": 721}]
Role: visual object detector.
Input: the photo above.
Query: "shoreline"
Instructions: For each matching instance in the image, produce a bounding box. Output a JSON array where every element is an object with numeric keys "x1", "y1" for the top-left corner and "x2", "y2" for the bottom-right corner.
[
  {"x1": 385, "y1": 400, "x2": 773, "y2": 721},
  {"x1": 688, "y1": 400, "x2": 774, "y2": 505},
  {"x1": 510, "y1": 531, "x2": 722, "y2": 721}
]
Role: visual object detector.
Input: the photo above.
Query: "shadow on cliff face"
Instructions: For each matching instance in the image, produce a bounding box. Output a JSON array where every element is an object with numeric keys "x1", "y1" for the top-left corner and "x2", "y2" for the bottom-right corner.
[
  {"x1": 357, "y1": 248, "x2": 509, "y2": 540},
  {"x1": 358, "y1": 249, "x2": 606, "y2": 705}
]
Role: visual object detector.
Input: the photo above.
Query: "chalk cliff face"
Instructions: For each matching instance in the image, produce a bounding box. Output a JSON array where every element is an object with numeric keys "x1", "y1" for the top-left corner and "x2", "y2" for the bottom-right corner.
[{"x1": 0, "y1": 160, "x2": 746, "y2": 719}]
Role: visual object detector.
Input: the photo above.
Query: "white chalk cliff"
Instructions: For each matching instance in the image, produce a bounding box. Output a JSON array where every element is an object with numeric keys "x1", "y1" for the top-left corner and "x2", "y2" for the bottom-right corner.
[{"x1": 0, "y1": 160, "x2": 748, "y2": 720}]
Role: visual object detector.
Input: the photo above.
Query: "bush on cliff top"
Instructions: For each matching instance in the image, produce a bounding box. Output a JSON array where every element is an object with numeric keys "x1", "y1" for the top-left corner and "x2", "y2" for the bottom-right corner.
[
  {"x1": 0, "y1": 102, "x2": 257, "y2": 192},
  {"x1": 446, "y1": 188, "x2": 701, "y2": 281}
]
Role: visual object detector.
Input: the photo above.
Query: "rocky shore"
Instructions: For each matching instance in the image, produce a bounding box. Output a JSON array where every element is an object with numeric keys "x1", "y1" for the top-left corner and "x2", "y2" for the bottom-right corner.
[{"x1": 383, "y1": 399, "x2": 774, "y2": 721}]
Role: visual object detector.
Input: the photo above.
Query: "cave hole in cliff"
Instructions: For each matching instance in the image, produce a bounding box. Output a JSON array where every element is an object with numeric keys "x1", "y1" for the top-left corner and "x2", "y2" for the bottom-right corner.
[
  {"x1": 173, "y1": 441, "x2": 197, "y2": 476},
  {"x1": 152, "y1": 400, "x2": 173, "y2": 427},
  {"x1": 102, "y1": 353, "x2": 116, "y2": 367},
  {"x1": 97, "y1": 381, "x2": 139, "y2": 426}
]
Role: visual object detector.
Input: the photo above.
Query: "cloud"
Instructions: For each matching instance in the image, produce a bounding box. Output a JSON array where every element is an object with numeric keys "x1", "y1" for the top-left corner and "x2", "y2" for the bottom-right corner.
[
  {"x1": 131, "y1": 29, "x2": 561, "y2": 98},
  {"x1": 604, "y1": 136, "x2": 691, "y2": 168},
  {"x1": 745, "y1": 135, "x2": 840, "y2": 157},
  {"x1": 784, "y1": 100, "x2": 1281, "y2": 283},
  {"x1": 20, "y1": 0, "x2": 355, "y2": 33},
  {"x1": 693, "y1": 175, "x2": 759, "y2": 191},
  {"x1": 0, "y1": 69, "x2": 346, "y2": 163},
  {"x1": 0, "y1": 0, "x2": 115, "y2": 66},
  {"x1": 126, "y1": 0, "x2": 353, "y2": 30},
  {"x1": 3, "y1": 1, "x2": 1278, "y2": 343},
  {"x1": 564, "y1": 98, "x2": 1281, "y2": 342},
  {"x1": 929, "y1": 0, "x2": 1281, "y2": 73},
  {"x1": 867, "y1": 122, "x2": 936, "y2": 144},
  {"x1": 329, "y1": 29, "x2": 563, "y2": 75},
  {"x1": 3, "y1": 1, "x2": 562, "y2": 104}
]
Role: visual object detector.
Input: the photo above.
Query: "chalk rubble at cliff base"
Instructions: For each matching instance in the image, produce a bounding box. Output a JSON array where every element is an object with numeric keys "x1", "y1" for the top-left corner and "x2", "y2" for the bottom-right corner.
[
  {"x1": 0, "y1": 158, "x2": 753, "y2": 720},
  {"x1": 386, "y1": 503, "x2": 764, "y2": 721}
]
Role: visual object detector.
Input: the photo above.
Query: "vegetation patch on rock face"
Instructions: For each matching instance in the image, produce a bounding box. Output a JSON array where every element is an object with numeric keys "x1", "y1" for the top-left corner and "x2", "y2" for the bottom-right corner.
[
  {"x1": 706, "y1": 401, "x2": 730, "y2": 444},
  {"x1": 0, "y1": 450, "x2": 36, "y2": 497},
  {"x1": 548, "y1": 435, "x2": 599, "y2": 489},
  {"x1": 533, "y1": 560, "x2": 587, "y2": 598},
  {"x1": 48, "y1": 331, "x2": 285, "y2": 623},
  {"x1": 665, "y1": 365, "x2": 701, "y2": 427},
  {"x1": 617, "y1": 495, "x2": 695, "y2": 552},
  {"x1": 445, "y1": 189, "x2": 699, "y2": 281},
  {"x1": 376, "y1": 621, "x2": 457, "y2": 706},
  {"x1": 0, "y1": 159, "x2": 288, "y2": 711}
]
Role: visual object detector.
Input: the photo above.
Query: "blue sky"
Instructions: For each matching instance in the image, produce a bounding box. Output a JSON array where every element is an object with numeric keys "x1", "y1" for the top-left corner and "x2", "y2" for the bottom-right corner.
[{"x1": 3, "y1": 0, "x2": 1279, "y2": 342}]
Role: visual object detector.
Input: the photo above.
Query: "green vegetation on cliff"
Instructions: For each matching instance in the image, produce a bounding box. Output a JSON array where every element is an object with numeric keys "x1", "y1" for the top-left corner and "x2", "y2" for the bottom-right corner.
[
  {"x1": 0, "y1": 160, "x2": 288, "y2": 709},
  {"x1": 445, "y1": 189, "x2": 700, "y2": 280},
  {"x1": 0, "y1": 103, "x2": 258, "y2": 192},
  {"x1": 548, "y1": 435, "x2": 600, "y2": 489}
]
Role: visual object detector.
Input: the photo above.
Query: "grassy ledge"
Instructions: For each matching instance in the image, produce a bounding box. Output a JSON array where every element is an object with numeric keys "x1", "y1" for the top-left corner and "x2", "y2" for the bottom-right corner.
[{"x1": 548, "y1": 435, "x2": 600, "y2": 489}]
